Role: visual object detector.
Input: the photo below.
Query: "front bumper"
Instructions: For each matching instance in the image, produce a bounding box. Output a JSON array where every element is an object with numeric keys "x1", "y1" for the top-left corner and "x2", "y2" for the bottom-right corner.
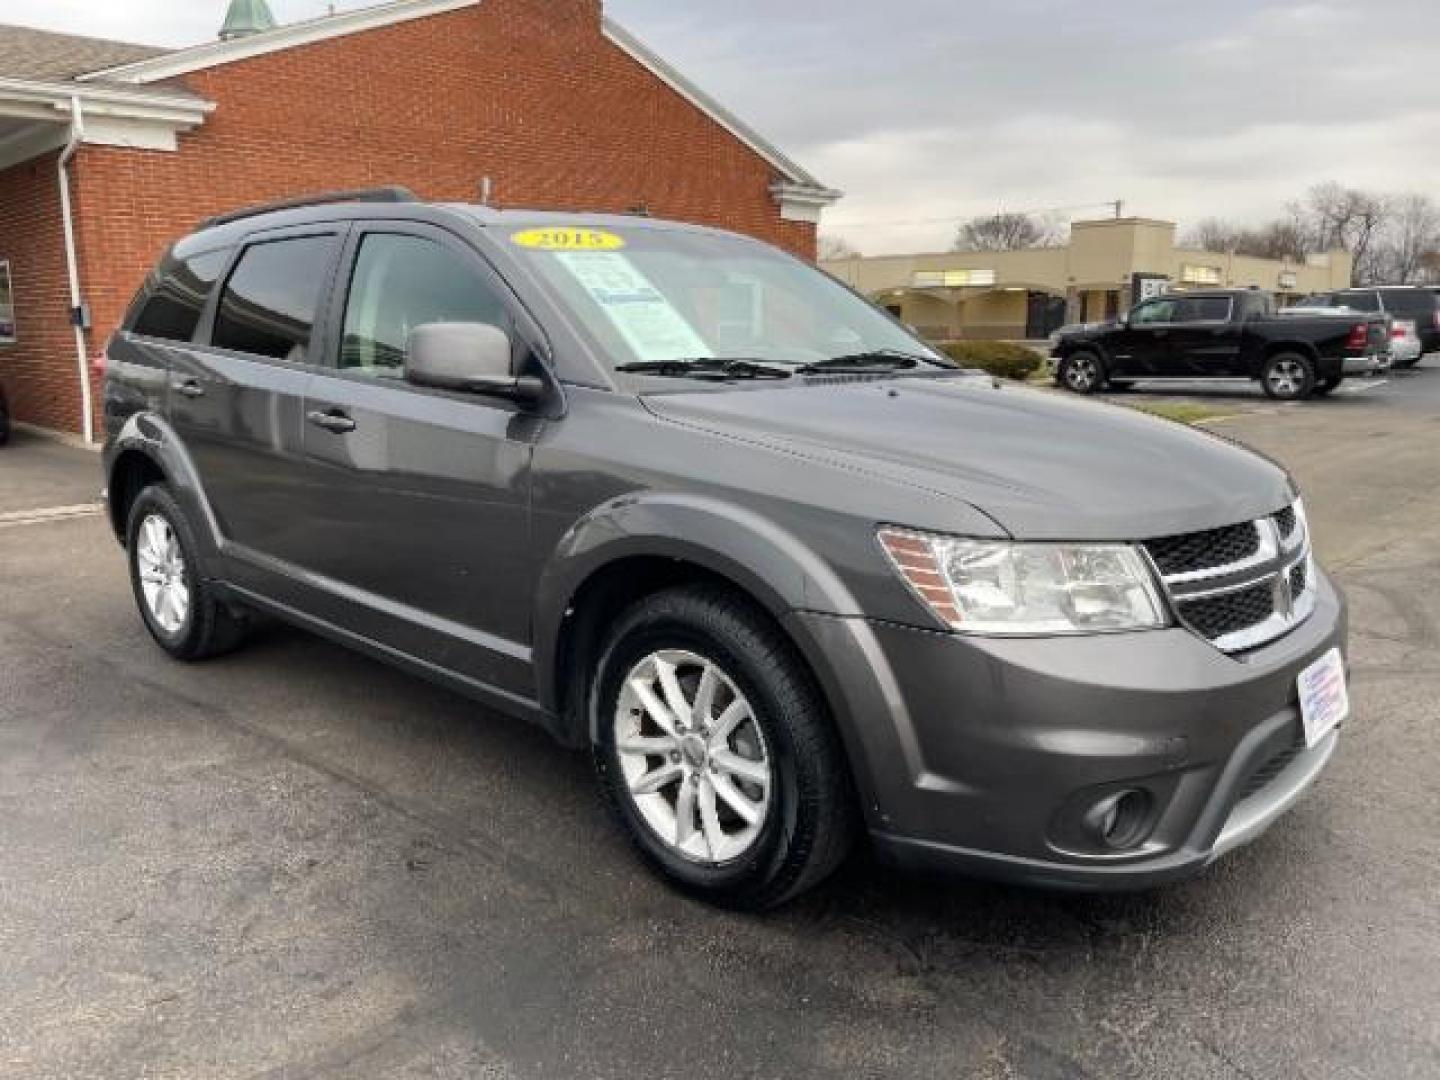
[{"x1": 789, "y1": 571, "x2": 1347, "y2": 890}]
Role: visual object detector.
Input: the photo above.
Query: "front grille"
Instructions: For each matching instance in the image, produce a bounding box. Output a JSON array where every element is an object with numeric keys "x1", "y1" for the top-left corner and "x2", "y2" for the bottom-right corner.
[
  {"x1": 1177, "y1": 582, "x2": 1275, "y2": 641},
  {"x1": 1274, "y1": 506, "x2": 1297, "y2": 540},
  {"x1": 1147, "y1": 503, "x2": 1314, "y2": 652},
  {"x1": 1144, "y1": 522, "x2": 1259, "y2": 577},
  {"x1": 1237, "y1": 737, "x2": 1305, "y2": 801}
]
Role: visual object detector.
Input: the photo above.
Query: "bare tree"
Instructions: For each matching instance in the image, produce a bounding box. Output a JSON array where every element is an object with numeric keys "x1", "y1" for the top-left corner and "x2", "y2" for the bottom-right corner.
[
  {"x1": 1307, "y1": 183, "x2": 1390, "y2": 284},
  {"x1": 817, "y1": 235, "x2": 863, "y2": 261},
  {"x1": 1381, "y1": 194, "x2": 1440, "y2": 284},
  {"x1": 1185, "y1": 218, "x2": 1243, "y2": 253},
  {"x1": 953, "y1": 212, "x2": 1059, "y2": 252},
  {"x1": 1185, "y1": 215, "x2": 1309, "y2": 262}
]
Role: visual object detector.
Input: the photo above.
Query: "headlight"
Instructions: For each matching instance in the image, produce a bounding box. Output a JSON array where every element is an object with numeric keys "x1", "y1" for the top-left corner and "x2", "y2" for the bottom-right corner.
[{"x1": 878, "y1": 528, "x2": 1169, "y2": 636}]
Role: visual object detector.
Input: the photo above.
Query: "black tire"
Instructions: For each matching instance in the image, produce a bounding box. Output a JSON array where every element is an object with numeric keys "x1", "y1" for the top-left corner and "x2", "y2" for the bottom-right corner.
[
  {"x1": 0, "y1": 392, "x2": 10, "y2": 446},
  {"x1": 126, "y1": 484, "x2": 248, "y2": 661},
  {"x1": 1313, "y1": 374, "x2": 1343, "y2": 396},
  {"x1": 1260, "y1": 351, "x2": 1316, "y2": 401},
  {"x1": 1057, "y1": 351, "x2": 1103, "y2": 394},
  {"x1": 592, "y1": 585, "x2": 855, "y2": 910}
]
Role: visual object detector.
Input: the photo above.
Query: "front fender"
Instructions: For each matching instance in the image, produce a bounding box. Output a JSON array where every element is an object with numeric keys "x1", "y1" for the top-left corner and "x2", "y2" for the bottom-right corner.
[{"x1": 532, "y1": 491, "x2": 865, "y2": 707}]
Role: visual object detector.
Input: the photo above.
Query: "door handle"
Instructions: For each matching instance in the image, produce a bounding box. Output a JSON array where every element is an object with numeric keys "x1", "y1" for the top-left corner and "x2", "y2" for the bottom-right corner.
[
  {"x1": 306, "y1": 409, "x2": 357, "y2": 434},
  {"x1": 174, "y1": 378, "x2": 205, "y2": 399}
]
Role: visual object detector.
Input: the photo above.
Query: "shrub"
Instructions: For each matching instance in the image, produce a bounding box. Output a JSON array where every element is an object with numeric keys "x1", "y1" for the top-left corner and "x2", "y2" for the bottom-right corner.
[{"x1": 937, "y1": 341, "x2": 1043, "y2": 381}]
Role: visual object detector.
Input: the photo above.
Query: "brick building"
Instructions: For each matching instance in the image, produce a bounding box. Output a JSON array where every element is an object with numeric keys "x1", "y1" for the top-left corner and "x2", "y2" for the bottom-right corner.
[{"x1": 0, "y1": 0, "x2": 839, "y2": 437}]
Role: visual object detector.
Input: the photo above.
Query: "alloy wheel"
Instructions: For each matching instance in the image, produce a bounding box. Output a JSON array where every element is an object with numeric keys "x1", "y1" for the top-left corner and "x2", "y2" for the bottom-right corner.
[
  {"x1": 1267, "y1": 358, "x2": 1305, "y2": 398},
  {"x1": 136, "y1": 513, "x2": 190, "y2": 635},
  {"x1": 613, "y1": 649, "x2": 772, "y2": 865},
  {"x1": 1065, "y1": 355, "x2": 1098, "y2": 392}
]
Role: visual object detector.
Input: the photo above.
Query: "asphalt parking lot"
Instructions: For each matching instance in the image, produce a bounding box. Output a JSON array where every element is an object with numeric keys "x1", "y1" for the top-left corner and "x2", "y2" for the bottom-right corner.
[{"x1": 2, "y1": 364, "x2": 1438, "y2": 1079}]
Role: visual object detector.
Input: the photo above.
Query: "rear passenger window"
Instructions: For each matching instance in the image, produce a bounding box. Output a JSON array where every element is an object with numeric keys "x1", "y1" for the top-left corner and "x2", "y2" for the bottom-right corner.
[
  {"x1": 340, "y1": 233, "x2": 510, "y2": 379},
  {"x1": 212, "y1": 235, "x2": 340, "y2": 363},
  {"x1": 131, "y1": 249, "x2": 229, "y2": 342},
  {"x1": 1337, "y1": 291, "x2": 1379, "y2": 312},
  {"x1": 1379, "y1": 290, "x2": 1434, "y2": 318},
  {"x1": 1176, "y1": 297, "x2": 1232, "y2": 322}
]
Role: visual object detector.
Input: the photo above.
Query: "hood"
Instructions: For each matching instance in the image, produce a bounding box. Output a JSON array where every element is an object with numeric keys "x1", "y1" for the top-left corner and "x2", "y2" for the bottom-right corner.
[{"x1": 641, "y1": 376, "x2": 1292, "y2": 541}]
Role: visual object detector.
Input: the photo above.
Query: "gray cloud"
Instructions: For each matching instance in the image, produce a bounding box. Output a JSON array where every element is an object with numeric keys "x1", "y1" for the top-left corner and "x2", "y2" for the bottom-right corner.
[{"x1": 8, "y1": 0, "x2": 1437, "y2": 253}]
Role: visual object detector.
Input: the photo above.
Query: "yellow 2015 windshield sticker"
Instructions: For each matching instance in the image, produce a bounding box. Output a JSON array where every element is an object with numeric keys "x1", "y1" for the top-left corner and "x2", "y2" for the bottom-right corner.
[{"x1": 511, "y1": 227, "x2": 626, "y2": 252}]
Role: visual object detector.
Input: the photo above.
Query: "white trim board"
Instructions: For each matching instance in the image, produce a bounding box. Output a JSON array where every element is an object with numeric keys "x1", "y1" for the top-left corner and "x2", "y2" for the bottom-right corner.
[{"x1": 78, "y1": 0, "x2": 480, "y2": 83}]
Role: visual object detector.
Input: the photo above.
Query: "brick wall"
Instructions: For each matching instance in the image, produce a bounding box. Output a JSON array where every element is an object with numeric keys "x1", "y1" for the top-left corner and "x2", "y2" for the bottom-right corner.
[
  {"x1": 0, "y1": 153, "x2": 92, "y2": 433},
  {"x1": 9, "y1": 0, "x2": 817, "y2": 433}
]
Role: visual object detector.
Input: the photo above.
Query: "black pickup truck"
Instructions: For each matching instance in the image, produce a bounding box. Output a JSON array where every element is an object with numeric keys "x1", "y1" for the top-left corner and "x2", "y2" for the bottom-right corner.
[{"x1": 1050, "y1": 289, "x2": 1389, "y2": 400}]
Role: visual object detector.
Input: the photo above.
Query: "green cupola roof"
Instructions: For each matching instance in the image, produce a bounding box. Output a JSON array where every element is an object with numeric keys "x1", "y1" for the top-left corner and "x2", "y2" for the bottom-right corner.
[{"x1": 220, "y1": 0, "x2": 278, "y2": 41}]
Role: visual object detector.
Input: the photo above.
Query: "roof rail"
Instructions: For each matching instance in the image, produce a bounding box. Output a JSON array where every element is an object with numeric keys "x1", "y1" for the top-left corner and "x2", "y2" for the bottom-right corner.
[{"x1": 198, "y1": 186, "x2": 419, "y2": 230}]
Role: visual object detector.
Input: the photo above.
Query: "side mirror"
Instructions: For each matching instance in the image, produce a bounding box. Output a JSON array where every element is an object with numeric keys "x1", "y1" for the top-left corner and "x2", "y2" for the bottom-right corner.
[{"x1": 405, "y1": 322, "x2": 544, "y2": 403}]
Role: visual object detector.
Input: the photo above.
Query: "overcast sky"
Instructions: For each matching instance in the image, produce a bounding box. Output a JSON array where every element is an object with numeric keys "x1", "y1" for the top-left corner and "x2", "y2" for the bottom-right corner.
[{"x1": 11, "y1": 0, "x2": 1438, "y2": 253}]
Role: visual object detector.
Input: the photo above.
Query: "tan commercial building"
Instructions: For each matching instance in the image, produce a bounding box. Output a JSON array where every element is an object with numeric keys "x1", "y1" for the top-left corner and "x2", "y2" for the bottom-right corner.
[{"x1": 822, "y1": 217, "x2": 1355, "y2": 342}]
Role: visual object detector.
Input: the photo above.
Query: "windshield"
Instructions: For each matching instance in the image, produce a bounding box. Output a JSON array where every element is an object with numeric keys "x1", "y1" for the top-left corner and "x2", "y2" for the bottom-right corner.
[{"x1": 503, "y1": 223, "x2": 946, "y2": 372}]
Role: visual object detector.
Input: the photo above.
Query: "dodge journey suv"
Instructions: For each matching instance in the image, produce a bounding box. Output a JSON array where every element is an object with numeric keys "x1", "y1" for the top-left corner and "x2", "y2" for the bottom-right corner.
[{"x1": 103, "y1": 190, "x2": 1349, "y2": 908}]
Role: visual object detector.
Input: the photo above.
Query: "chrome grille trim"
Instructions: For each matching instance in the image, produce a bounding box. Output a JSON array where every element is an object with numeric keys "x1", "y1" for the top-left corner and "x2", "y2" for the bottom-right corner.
[{"x1": 1149, "y1": 505, "x2": 1316, "y2": 653}]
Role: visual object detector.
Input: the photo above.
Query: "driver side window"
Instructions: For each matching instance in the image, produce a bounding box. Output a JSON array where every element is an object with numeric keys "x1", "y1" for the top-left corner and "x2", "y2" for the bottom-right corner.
[
  {"x1": 1131, "y1": 298, "x2": 1177, "y2": 326},
  {"x1": 341, "y1": 233, "x2": 509, "y2": 379}
]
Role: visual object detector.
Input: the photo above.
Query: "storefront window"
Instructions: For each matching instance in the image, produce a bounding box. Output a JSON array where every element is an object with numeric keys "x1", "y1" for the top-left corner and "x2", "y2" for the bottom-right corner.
[{"x1": 0, "y1": 261, "x2": 15, "y2": 344}]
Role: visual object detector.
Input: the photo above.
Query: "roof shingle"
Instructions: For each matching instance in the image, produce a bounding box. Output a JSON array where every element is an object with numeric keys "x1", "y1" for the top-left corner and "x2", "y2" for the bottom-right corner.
[{"x1": 0, "y1": 24, "x2": 169, "y2": 82}]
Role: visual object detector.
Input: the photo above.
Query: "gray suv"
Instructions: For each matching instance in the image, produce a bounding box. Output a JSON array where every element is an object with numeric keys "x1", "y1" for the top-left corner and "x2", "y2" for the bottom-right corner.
[{"x1": 103, "y1": 191, "x2": 1350, "y2": 908}]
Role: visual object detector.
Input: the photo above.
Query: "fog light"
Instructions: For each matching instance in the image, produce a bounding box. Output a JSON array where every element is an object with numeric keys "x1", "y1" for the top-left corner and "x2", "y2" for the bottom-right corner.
[{"x1": 1084, "y1": 789, "x2": 1153, "y2": 851}]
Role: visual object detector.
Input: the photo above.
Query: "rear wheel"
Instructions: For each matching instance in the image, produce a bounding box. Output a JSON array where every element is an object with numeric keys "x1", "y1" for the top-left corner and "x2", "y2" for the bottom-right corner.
[
  {"x1": 126, "y1": 485, "x2": 248, "y2": 660},
  {"x1": 1260, "y1": 352, "x2": 1316, "y2": 401},
  {"x1": 1058, "y1": 351, "x2": 1103, "y2": 394},
  {"x1": 592, "y1": 586, "x2": 854, "y2": 909}
]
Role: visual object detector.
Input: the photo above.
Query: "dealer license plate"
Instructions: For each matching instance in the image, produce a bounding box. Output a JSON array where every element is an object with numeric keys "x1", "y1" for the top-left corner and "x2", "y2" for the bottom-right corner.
[{"x1": 1298, "y1": 647, "x2": 1348, "y2": 748}]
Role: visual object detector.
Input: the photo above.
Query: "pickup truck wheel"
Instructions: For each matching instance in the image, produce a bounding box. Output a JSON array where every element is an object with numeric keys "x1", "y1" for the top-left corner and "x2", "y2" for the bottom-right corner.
[
  {"x1": 592, "y1": 585, "x2": 854, "y2": 910},
  {"x1": 1260, "y1": 352, "x2": 1316, "y2": 400},
  {"x1": 126, "y1": 484, "x2": 248, "y2": 661},
  {"x1": 1058, "y1": 351, "x2": 1103, "y2": 394}
]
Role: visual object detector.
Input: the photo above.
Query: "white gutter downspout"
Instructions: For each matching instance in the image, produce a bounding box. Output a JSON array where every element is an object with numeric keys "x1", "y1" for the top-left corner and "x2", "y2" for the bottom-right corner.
[{"x1": 57, "y1": 95, "x2": 93, "y2": 445}]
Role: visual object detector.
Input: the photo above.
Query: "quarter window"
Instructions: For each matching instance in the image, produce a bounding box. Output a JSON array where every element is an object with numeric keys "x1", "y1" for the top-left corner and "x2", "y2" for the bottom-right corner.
[
  {"x1": 131, "y1": 249, "x2": 230, "y2": 342},
  {"x1": 212, "y1": 235, "x2": 340, "y2": 362},
  {"x1": 340, "y1": 233, "x2": 509, "y2": 378}
]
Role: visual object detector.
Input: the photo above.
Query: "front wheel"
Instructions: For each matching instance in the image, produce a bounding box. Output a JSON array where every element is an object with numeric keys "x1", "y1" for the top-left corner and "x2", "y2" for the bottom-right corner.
[
  {"x1": 592, "y1": 586, "x2": 855, "y2": 909},
  {"x1": 1260, "y1": 352, "x2": 1316, "y2": 401},
  {"x1": 1057, "y1": 351, "x2": 1103, "y2": 394}
]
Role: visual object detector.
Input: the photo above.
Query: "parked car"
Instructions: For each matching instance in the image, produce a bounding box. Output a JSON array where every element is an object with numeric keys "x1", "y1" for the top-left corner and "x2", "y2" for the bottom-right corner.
[
  {"x1": 102, "y1": 192, "x2": 1350, "y2": 908},
  {"x1": 1051, "y1": 289, "x2": 1389, "y2": 399},
  {"x1": 1305, "y1": 286, "x2": 1440, "y2": 363},
  {"x1": 1387, "y1": 319, "x2": 1424, "y2": 367}
]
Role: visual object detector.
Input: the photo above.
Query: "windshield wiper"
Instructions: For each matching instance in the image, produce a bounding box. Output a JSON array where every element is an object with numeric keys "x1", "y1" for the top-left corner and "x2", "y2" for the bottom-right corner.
[
  {"x1": 796, "y1": 348, "x2": 949, "y2": 374},
  {"x1": 615, "y1": 358, "x2": 793, "y2": 380}
]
